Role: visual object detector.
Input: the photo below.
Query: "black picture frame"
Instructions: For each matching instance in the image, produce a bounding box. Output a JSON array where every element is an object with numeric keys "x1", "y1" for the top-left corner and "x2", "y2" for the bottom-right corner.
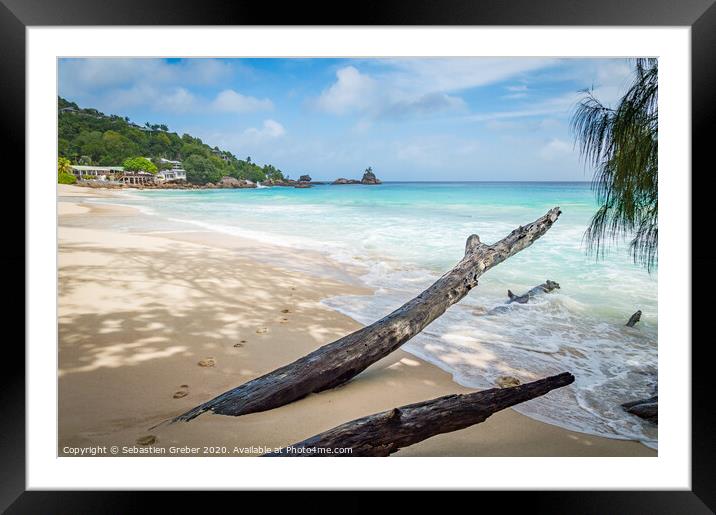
[{"x1": 2, "y1": 0, "x2": 713, "y2": 512}]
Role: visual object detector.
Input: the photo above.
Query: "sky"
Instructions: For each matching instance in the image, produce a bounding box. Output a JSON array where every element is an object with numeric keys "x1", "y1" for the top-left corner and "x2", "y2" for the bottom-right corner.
[{"x1": 58, "y1": 57, "x2": 637, "y2": 181}]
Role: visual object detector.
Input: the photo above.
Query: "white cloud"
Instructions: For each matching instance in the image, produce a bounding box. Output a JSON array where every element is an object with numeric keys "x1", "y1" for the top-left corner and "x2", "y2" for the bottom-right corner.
[
  {"x1": 59, "y1": 58, "x2": 264, "y2": 116},
  {"x1": 59, "y1": 58, "x2": 234, "y2": 95},
  {"x1": 313, "y1": 66, "x2": 462, "y2": 118},
  {"x1": 379, "y1": 58, "x2": 556, "y2": 94},
  {"x1": 592, "y1": 60, "x2": 634, "y2": 103},
  {"x1": 539, "y1": 138, "x2": 573, "y2": 160},
  {"x1": 503, "y1": 82, "x2": 530, "y2": 98},
  {"x1": 106, "y1": 84, "x2": 199, "y2": 113},
  {"x1": 503, "y1": 92, "x2": 528, "y2": 99},
  {"x1": 465, "y1": 59, "x2": 637, "y2": 124},
  {"x1": 381, "y1": 92, "x2": 467, "y2": 119},
  {"x1": 75, "y1": 84, "x2": 270, "y2": 116},
  {"x1": 242, "y1": 119, "x2": 286, "y2": 140},
  {"x1": 107, "y1": 84, "x2": 155, "y2": 109},
  {"x1": 313, "y1": 58, "x2": 557, "y2": 120},
  {"x1": 315, "y1": 66, "x2": 377, "y2": 114},
  {"x1": 468, "y1": 91, "x2": 581, "y2": 122},
  {"x1": 156, "y1": 88, "x2": 199, "y2": 113},
  {"x1": 211, "y1": 89, "x2": 273, "y2": 113}
]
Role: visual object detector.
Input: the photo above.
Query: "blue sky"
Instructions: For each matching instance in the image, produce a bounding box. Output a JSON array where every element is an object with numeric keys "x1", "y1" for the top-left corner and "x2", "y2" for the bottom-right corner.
[{"x1": 58, "y1": 57, "x2": 636, "y2": 181}]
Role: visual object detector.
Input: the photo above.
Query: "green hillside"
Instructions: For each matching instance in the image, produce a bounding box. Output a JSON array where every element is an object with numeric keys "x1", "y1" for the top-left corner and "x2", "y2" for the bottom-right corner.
[{"x1": 58, "y1": 97, "x2": 286, "y2": 184}]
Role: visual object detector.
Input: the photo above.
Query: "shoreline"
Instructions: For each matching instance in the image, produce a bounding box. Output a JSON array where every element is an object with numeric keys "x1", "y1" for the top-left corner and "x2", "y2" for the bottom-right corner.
[{"x1": 58, "y1": 184, "x2": 656, "y2": 456}]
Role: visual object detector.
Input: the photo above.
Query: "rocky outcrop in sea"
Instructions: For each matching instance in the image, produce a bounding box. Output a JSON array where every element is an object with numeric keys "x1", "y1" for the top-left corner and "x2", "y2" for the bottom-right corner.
[
  {"x1": 215, "y1": 176, "x2": 256, "y2": 188},
  {"x1": 333, "y1": 169, "x2": 382, "y2": 185}
]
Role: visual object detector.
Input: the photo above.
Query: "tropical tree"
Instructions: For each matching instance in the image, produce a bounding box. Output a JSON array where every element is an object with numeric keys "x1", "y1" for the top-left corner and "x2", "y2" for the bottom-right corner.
[
  {"x1": 570, "y1": 58, "x2": 658, "y2": 272},
  {"x1": 122, "y1": 156, "x2": 158, "y2": 174},
  {"x1": 57, "y1": 157, "x2": 76, "y2": 184},
  {"x1": 262, "y1": 164, "x2": 285, "y2": 182},
  {"x1": 184, "y1": 154, "x2": 223, "y2": 184},
  {"x1": 233, "y1": 159, "x2": 265, "y2": 183},
  {"x1": 57, "y1": 156, "x2": 72, "y2": 175}
]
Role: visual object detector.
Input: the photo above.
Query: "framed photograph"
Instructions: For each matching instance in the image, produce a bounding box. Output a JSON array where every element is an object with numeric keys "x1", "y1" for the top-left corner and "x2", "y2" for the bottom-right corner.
[{"x1": 4, "y1": 0, "x2": 713, "y2": 511}]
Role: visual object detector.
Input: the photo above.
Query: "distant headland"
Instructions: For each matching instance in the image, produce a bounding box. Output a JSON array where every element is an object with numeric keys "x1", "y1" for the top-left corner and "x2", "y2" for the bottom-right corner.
[{"x1": 57, "y1": 97, "x2": 382, "y2": 190}]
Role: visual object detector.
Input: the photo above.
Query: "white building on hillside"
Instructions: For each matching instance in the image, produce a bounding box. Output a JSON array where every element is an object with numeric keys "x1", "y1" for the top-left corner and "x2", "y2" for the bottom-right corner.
[
  {"x1": 70, "y1": 165, "x2": 124, "y2": 181},
  {"x1": 157, "y1": 158, "x2": 187, "y2": 182}
]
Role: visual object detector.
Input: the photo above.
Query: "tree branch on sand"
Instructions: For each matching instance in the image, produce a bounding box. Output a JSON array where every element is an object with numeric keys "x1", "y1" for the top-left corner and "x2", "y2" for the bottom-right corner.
[
  {"x1": 168, "y1": 207, "x2": 562, "y2": 424},
  {"x1": 265, "y1": 373, "x2": 575, "y2": 456}
]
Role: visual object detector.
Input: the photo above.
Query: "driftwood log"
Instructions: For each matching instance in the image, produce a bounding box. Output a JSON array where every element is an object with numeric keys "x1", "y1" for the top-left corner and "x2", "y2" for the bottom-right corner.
[
  {"x1": 266, "y1": 372, "x2": 575, "y2": 456},
  {"x1": 626, "y1": 310, "x2": 642, "y2": 327},
  {"x1": 622, "y1": 395, "x2": 658, "y2": 423},
  {"x1": 507, "y1": 279, "x2": 560, "y2": 304},
  {"x1": 170, "y1": 207, "x2": 562, "y2": 423},
  {"x1": 485, "y1": 279, "x2": 560, "y2": 315}
]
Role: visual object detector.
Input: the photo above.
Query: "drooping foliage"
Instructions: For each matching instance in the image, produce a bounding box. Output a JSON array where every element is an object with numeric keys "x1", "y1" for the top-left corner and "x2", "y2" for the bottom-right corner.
[{"x1": 571, "y1": 59, "x2": 658, "y2": 272}]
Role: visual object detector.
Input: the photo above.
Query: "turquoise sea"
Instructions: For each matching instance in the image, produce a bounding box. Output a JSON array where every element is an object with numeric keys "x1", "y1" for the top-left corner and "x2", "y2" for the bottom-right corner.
[{"x1": 89, "y1": 182, "x2": 658, "y2": 448}]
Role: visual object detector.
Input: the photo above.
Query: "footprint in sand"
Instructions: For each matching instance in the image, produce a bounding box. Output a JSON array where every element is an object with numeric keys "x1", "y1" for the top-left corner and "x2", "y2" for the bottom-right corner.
[
  {"x1": 198, "y1": 357, "x2": 216, "y2": 367},
  {"x1": 256, "y1": 328, "x2": 269, "y2": 334},
  {"x1": 233, "y1": 342, "x2": 244, "y2": 348},
  {"x1": 173, "y1": 384, "x2": 190, "y2": 398},
  {"x1": 136, "y1": 435, "x2": 157, "y2": 446},
  {"x1": 281, "y1": 309, "x2": 291, "y2": 314}
]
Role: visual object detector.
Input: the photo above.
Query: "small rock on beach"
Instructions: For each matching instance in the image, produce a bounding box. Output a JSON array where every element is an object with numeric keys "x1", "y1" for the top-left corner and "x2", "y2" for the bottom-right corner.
[
  {"x1": 136, "y1": 435, "x2": 157, "y2": 446},
  {"x1": 496, "y1": 376, "x2": 521, "y2": 388}
]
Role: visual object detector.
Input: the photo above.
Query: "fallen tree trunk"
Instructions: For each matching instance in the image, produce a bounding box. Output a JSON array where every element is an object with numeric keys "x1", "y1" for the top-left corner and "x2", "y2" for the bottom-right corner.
[
  {"x1": 266, "y1": 372, "x2": 575, "y2": 456},
  {"x1": 171, "y1": 207, "x2": 562, "y2": 423}
]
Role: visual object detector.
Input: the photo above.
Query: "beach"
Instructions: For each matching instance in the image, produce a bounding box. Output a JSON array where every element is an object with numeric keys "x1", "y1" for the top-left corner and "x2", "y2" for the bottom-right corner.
[{"x1": 58, "y1": 184, "x2": 656, "y2": 457}]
